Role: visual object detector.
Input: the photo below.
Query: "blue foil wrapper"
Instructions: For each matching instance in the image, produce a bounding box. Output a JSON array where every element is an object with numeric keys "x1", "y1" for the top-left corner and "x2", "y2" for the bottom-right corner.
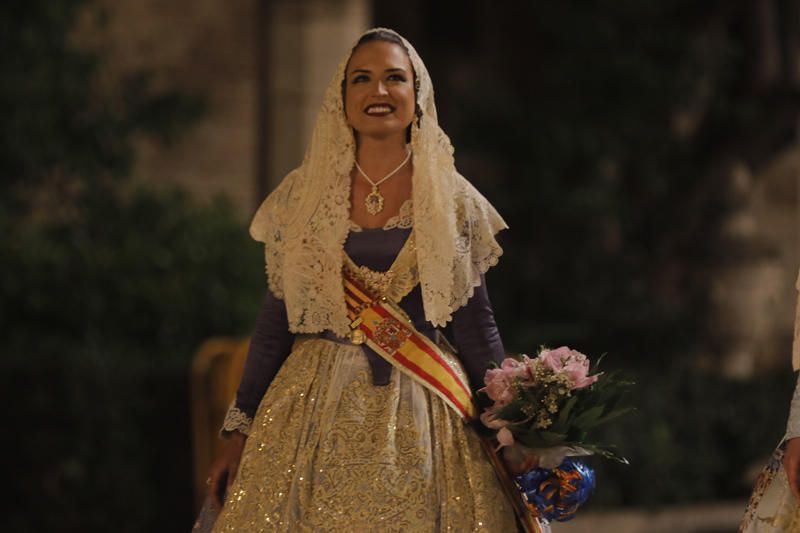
[{"x1": 514, "y1": 459, "x2": 596, "y2": 522}]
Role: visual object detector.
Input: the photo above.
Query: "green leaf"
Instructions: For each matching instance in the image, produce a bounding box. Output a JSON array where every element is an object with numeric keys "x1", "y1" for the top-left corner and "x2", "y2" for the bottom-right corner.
[
  {"x1": 557, "y1": 396, "x2": 578, "y2": 426},
  {"x1": 589, "y1": 352, "x2": 608, "y2": 374},
  {"x1": 537, "y1": 430, "x2": 568, "y2": 445},
  {"x1": 584, "y1": 407, "x2": 637, "y2": 429},
  {"x1": 578, "y1": 444, "x2": 630, "y2": 465},
  {"x1": 572, "y1": 405, "x2": 604, "y2": 428}
]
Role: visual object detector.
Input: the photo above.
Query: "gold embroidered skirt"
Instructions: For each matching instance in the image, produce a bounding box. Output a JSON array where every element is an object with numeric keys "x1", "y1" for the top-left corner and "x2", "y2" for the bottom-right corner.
[{"x1": 212, "y1": 337, "x2": 518, "y2": 532}]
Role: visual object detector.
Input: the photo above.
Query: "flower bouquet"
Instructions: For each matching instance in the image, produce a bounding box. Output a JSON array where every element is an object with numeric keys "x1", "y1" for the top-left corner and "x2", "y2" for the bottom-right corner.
[{"x1": 480, "y1": 346, "x2": 633, "y2": 523}]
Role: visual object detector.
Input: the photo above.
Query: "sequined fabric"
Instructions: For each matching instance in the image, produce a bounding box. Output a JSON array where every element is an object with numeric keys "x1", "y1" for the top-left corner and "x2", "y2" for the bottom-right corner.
[
  {"x1": 210, "y1": 337, "x2": 517, "y2": 532},
  {"x1": 343, "y1": 230, "x2": 418, "y2": 311}
]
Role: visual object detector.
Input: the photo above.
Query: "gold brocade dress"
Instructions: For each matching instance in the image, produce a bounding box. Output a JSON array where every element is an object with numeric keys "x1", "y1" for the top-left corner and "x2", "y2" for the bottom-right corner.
[{"x1": 210, "y1": 228, "x2": 518, "y2": 532}]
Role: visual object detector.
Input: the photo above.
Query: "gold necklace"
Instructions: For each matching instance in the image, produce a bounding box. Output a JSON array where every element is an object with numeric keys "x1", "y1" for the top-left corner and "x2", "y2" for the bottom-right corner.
[{"x1": 354, "y1": 149, "x2": 412, "y2": 215}]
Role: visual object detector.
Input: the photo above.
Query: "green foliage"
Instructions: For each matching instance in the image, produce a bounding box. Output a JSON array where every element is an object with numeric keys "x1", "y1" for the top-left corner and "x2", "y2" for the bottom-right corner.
[
  {"x1": 493, "y1": 359, "x2": 634, "y2": 463},
  {"x1": 2, "y1": 188, "x2": 264, "y2": 362},
  {"x1": 0, "y1": 0, "x2": 204, "y2": 213},
  {"x1": 0, "y1": 188, "x2": 264, "y2": 532},
  {"x1": 379, "y1": 0, "x2": 800, "y2": 508},
  {"x1": 0, "y1": 1, "x2": 259, "y2": 530},
  {"x1": 404, "y1": 0, "x2": 795, "y2": 365},
  {"x1": 585, "y1": 366, "x2": 795, "y2": 508}
]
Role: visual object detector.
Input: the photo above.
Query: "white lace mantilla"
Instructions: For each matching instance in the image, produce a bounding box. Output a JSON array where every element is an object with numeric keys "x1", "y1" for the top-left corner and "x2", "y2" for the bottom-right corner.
[
  {"x1": 248, "y1": 28, "x2": 507, "y2": 336},
  {"x1": 221, "y1": 404, "x2": 253, "y2": 437},
  {"x1": 350, "y1": 198, "x2": 414, "y2": 232}
]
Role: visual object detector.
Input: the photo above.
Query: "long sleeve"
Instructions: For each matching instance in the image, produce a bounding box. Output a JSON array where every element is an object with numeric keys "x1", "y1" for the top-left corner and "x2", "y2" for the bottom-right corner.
[
  {"x1": 450, "y1": 274, "x2": 505, "y2": 408},
  {"x1": 221, "y1": 289, "x2": 295, "y2": 436}
]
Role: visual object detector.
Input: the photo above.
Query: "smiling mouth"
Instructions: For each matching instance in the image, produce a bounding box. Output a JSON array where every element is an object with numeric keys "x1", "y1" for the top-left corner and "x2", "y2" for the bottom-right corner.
[{"x1": 364, "y1": 104, "x2": 395, "y2": 116}]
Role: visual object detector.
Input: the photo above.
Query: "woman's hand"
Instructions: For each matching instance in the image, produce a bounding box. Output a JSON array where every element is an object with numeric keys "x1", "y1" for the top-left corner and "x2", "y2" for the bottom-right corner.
[
  {"x1": 784, "y1": 437, "x2": 800, "y2": 500},
  {"x1": 208, "y1": 431, "x2": 247, "y2": 511}
]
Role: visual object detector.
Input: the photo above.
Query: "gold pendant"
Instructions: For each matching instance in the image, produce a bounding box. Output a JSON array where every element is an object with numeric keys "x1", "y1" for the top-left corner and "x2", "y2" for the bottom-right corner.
[
  {"x1": 365, "y1": 186, "x2": 384, "y2": 215},
  {"x1": 350, "y1": 328, "x2": 366, "y2": 345}
]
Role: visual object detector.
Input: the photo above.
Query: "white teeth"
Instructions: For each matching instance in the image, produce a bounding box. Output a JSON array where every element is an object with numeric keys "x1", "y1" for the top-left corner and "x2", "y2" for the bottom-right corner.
[{"x1": 366, "y1": 105, "x2": 392, "y2": 114}]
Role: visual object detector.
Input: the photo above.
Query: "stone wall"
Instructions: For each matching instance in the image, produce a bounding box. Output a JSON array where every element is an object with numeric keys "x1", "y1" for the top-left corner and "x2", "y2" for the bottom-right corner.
[
  {"x1": 266, "y1": 0, "x2": 370, "y2": 192},
  {"x1": 712, "y1": 146, "x2": 800, "y2": 375},
  {"x1": 72, "y1": 1, "x2": 799, "y2": 375},
  {"x1": 75, "y1": 0, "x2": 369, "y2": 215}
]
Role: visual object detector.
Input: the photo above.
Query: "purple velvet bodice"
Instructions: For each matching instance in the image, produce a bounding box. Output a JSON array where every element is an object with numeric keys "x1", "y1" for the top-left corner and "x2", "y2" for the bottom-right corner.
[{"x1": 233, "y1": 227, "x2": 505, "y2": 420}]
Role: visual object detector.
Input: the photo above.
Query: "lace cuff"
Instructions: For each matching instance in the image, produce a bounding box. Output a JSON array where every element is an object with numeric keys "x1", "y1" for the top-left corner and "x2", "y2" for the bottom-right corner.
[
  {"x1": 220, "y1": 404, "x2": 253, "y2": 438},
  {"x1": 786, "y1": 372, "x2": 800, "y2": 440}
]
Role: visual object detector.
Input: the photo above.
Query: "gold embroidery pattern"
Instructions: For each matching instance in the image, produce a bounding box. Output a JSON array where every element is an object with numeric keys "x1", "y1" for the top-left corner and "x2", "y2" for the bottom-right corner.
[
  {"x1": 343, "y1": 233, "x2": 418, "y2": 304},
  {"x1": 212, "y1": 338, "x2": 517, "y2": 532},
  {"x1": 347, "y1": 264, "x2": 395, "y2": 296}
]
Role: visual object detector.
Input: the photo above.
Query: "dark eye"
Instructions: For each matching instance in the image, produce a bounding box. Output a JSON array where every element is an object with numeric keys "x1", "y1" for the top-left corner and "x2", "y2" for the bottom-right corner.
[
  {"x1": 351, "y1": 74, "x2": 369, "y2": 84},
  {"x1": 388, "y1": 74, "x2": 407, "y2": 82}
]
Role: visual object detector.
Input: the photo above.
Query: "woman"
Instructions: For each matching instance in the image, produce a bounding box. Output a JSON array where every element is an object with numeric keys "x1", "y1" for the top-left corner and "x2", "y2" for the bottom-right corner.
[
  {"x1": 195, "y1": 28, "x2": 542, "y2": 532},
  {"x1": 740, "y1": 268, "x2": 800, "y2": 532}
]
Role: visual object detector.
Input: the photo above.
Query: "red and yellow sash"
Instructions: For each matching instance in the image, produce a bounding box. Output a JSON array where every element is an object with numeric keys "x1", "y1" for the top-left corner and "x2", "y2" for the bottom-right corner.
[
  {"x1": 343, "y1": 268, "x2": 476, "y2": 421},
  {"x1": 342, "y1": 267, "x2": 543, "y2": 533}
]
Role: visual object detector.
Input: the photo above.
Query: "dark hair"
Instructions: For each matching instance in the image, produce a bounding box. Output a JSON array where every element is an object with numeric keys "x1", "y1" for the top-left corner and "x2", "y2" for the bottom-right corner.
[
  {"x1": 356, "y1": 29, "x2": 407, "y2": 50},
  {"x1": 341, "y1": 30, "x2": 423, "y2": 141}
]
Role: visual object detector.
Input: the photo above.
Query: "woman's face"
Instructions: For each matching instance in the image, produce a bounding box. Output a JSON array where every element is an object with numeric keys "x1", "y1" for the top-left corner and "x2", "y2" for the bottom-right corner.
[{"x1": 344, "y1": 40, "x2": 416, "y2": 141}]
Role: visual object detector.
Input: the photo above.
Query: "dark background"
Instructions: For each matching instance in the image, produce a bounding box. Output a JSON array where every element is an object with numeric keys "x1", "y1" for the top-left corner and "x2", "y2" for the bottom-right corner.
[{"x1": 2, "y1": 0, "x2": 799, "y2": 531}]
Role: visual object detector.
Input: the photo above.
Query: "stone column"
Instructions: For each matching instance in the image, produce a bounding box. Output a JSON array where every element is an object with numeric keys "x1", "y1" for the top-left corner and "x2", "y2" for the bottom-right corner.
[
  {"x1": 713, "y1": 148, "x2": 800, "y2": 377},
  {"x1": 260, "y1": 0, "x2": 370, "y2": 195}
]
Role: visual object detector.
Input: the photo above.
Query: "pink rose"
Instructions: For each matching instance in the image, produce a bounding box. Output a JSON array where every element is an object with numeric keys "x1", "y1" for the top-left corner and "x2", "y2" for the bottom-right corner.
[
  {"x1": 479, "y1": 411, "x2": 515, "y2": 451},
  {"x1": 481, "y1": 368, "x2": 514, "y2": 407},
  {"x1": 538, "y1": 346, "x2": 599, "y2": 390},
  {"x1": 479, "y1": 410, "x2": 508, "y2": 430},
  {"x1": 502, "y1": 357, "x2": 534, "y2": 383},
  {"x1": 496, "y1": 426, "x2": 515, "y2": 449},
  {"x1": 482, "y1": 356, "x2": 539, "y2": 406},
  {"x1": 538, "y1": 346, "x2": 572, "y2": 372},
  {"x1": 563, "y1": 357, "x2": 599, "y2": 390},
  {"x1": 523, "y1": 356, "x2": 540, "y2": 381}
]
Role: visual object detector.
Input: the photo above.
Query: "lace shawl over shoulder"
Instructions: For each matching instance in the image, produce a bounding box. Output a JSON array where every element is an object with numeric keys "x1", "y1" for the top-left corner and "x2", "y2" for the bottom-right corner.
[{"x1": 249, "y1": 28, "x2": 507, "y2": 336}]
